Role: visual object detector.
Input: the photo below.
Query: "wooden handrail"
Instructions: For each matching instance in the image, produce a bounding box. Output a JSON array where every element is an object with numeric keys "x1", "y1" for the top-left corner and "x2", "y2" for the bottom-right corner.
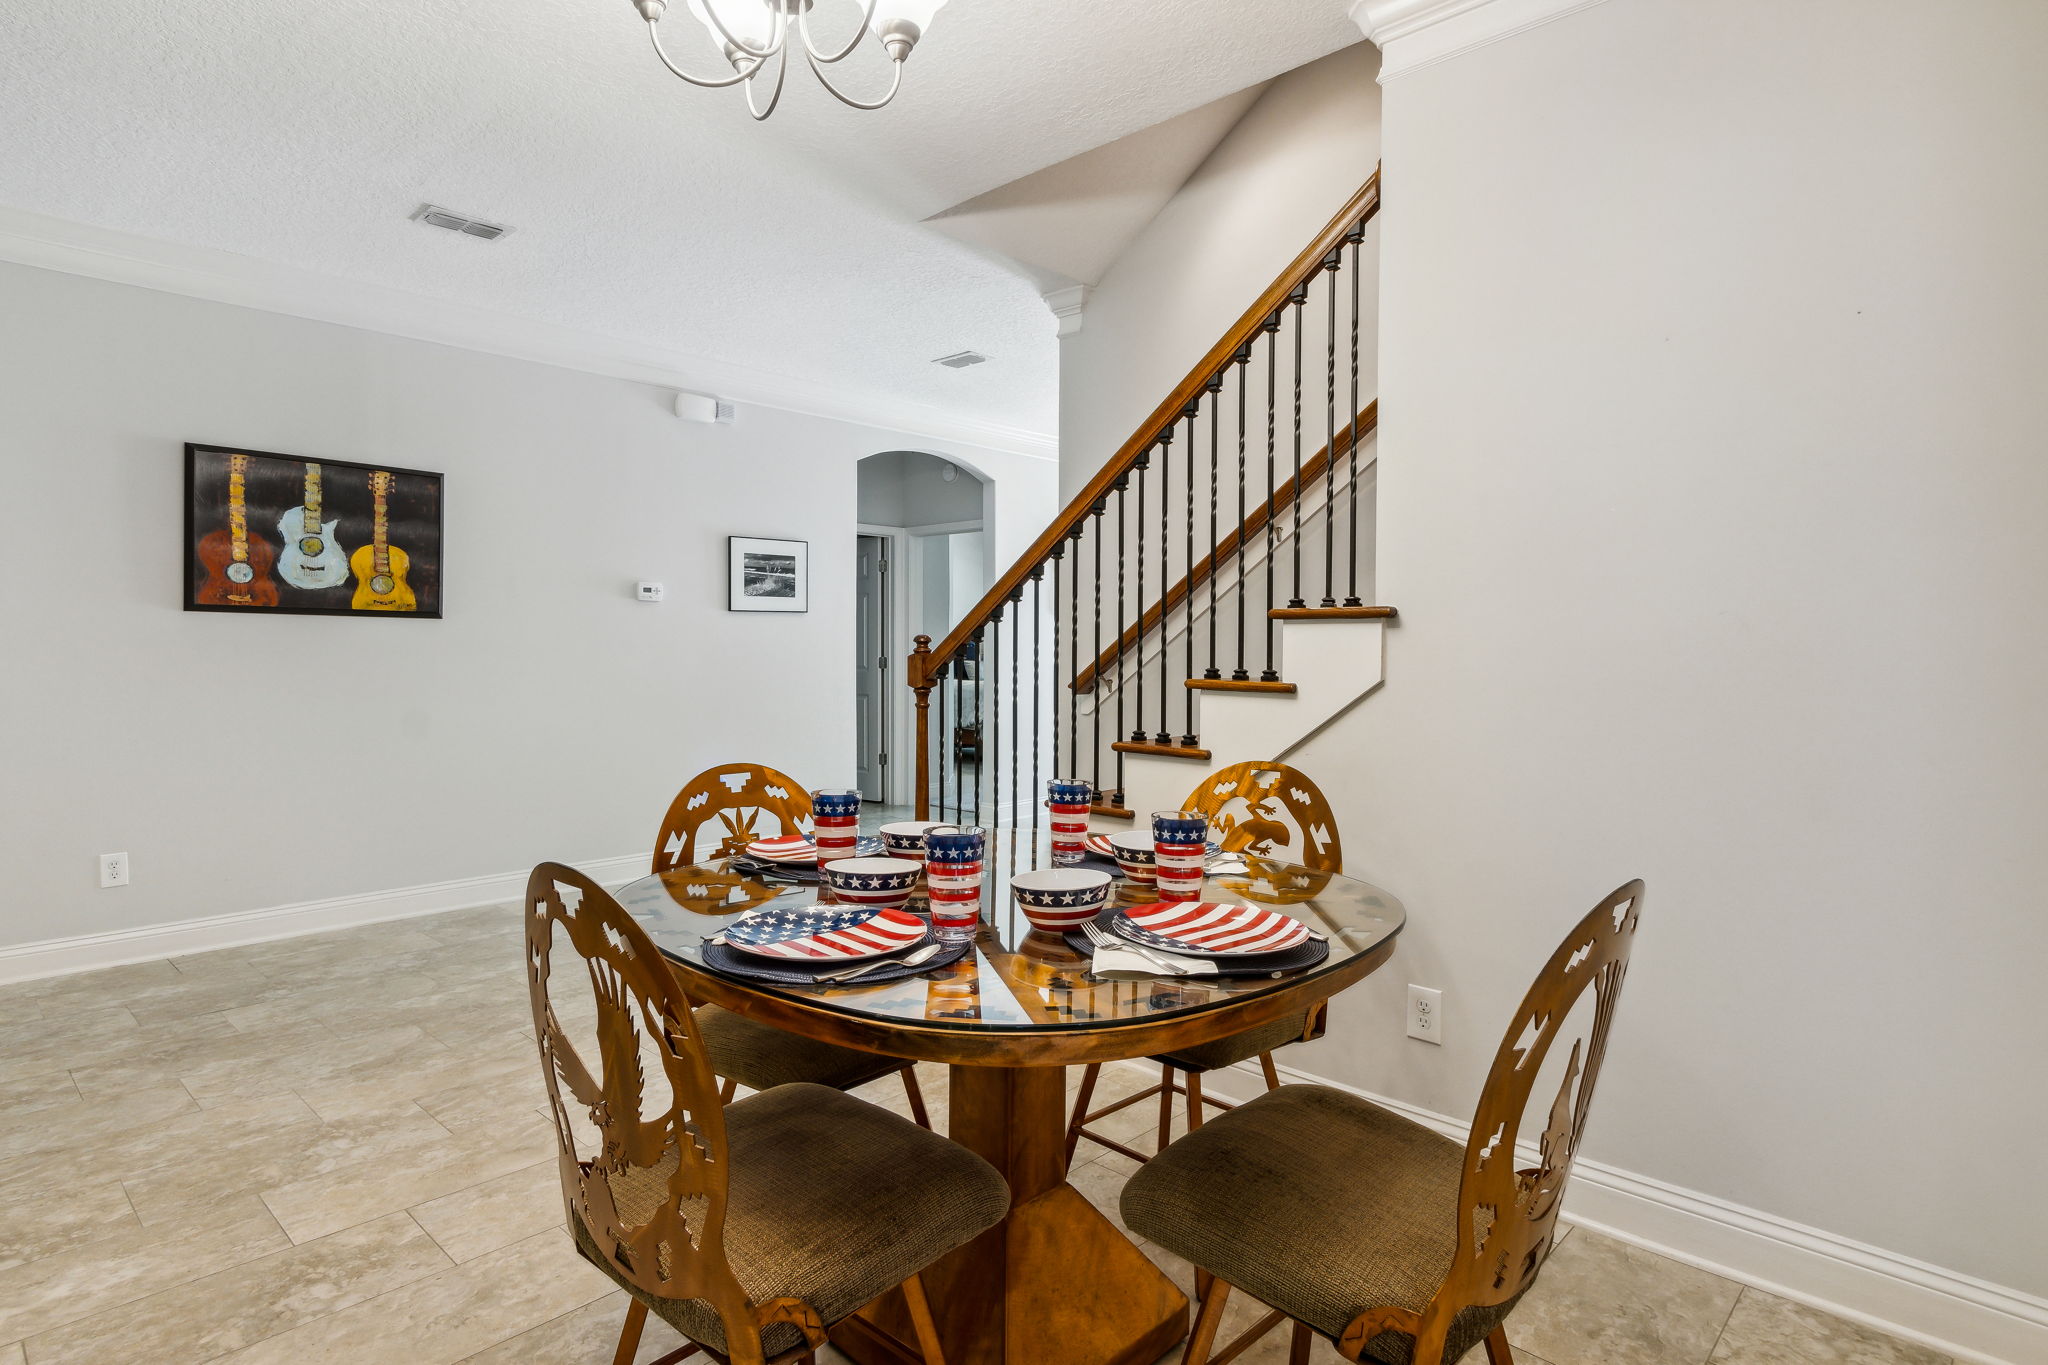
[
  {"x1": 1072, "y1": 402, "x2": 1377, "y2": 693},
  {"x1": 907, "y1": 170, "x2": 1381, "y2": 691}
]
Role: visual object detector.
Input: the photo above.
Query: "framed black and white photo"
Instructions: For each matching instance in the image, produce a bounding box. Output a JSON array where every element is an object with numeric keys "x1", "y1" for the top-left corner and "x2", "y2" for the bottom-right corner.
[{"x1": 728, "y1": 536, "x2": 808, "y2": 613}]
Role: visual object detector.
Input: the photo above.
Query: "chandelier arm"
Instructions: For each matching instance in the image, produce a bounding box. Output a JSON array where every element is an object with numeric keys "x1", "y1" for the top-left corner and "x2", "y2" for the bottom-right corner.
[
  {"x1": 694, "y1": 0, "x2": 784, "y2": 60},
  {"x1": 645, "y1": 20, "x2": 758, "y2": 89},
  {"x1": 745, "y1": 42, "x2": 790, "y2": 121},
  {"x1": 805, "y1": 46, "x2": 904, "y2": 111},
  {"x1": 798, "y1": 0, "x2": 881, "y2": 64}
]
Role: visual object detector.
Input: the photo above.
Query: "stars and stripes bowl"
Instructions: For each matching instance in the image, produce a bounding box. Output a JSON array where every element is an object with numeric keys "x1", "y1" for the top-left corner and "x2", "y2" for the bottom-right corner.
[
  {"x1": 821, "y1": 856, "x2": 923, "y2": 911},
  {"x1": 1009, "y1": 868, "x2": 1114, "y2": 931},
  {"x1": 722, "y1": 905, "x2": 929, "y2": 962},
  {"x1": 1106, "y1": 830, "x2": 1159, "y2": 884},
  {"x1": 1113, "y1": 901, "x2": 1316, "y2": 956}
]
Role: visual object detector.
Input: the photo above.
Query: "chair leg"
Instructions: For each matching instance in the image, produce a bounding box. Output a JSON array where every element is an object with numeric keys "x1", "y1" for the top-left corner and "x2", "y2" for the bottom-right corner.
[
  {"x1": 718, "y1": 1077, "x2": 738, "y2": 1104},
  {"x1": 612, "y1": 1299, "x2": 649, "y2": 1365},
  {"x1": 900, "y1": 1067, "x2": 932, "y2": 1130},
  {"x1": 1157, "y1": 1063, "x2": 1176, "y2": 1151},
  {"x1": 1288, "y1": 1320, "x2": 1313, "y2": 1365},
  {"x1": 902, "y1": 1272, "x2": 948, "y2": 1365},
  {"x1": 1484, "y1": 1326, "x2": 1515, "y2": 1364},
  {"x1": 1186, "y1": 1071, "x2": 1204, "y2": 1133},
  {"x1": 1260, "y1": 1051, "x2": 1281, "y2": 1090},
  {"x1": 1066, "y1": 1063, "x2": 1101, "y2": 1165},
  {"x1": 1180, "y1": 1275, "x2": 1232, "y2": 1365}
]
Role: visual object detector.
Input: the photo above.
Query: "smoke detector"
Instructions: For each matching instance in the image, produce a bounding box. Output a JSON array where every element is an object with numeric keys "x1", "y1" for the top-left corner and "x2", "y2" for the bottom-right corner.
[
  {"x1": 933, "y1": 351, "x2": 988, "y2": 369},
  {"x1": 410, "y1": 204, "x2": 512, "y2": 241}
]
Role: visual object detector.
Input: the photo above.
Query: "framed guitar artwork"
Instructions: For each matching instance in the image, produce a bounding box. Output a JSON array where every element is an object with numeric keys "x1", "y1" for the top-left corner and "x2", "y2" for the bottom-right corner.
[{"x1": 183, "y1": 443, "x2": 444, "y2": 618}]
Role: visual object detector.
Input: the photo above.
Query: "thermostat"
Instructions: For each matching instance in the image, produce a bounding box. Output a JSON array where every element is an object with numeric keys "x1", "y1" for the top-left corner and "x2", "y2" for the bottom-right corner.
[{"x1": 636, "y1": 582, "x2": 666, "y2": 602}]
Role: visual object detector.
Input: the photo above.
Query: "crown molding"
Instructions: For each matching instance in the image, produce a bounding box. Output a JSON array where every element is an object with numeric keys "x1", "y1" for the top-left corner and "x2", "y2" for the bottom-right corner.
[
  {"x1": 1042, "y1": 284, "x2": 1091, "y2": 338},
  {"x1": 0, "y1": 206, "x2": 1058, "y2": 463},
  {"x1": 1350, "y1": 0, "x2": 1617, "y2": 81}
]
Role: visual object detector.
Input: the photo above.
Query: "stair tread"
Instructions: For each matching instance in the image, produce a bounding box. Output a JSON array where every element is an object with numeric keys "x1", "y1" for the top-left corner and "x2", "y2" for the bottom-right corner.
[
  {"x1": 1185, "y1": 678, "x2": 1297, "y2": 694},
  {"x1": 1112, "y1": 740, "x2": 1213, "y2": 760},
  {"x1": 1269, "y1": 605, "x2": 1398, "y2": 620},
  {"x1": 1089, "y1": 801, "x2": 1135, "y2": 819}
]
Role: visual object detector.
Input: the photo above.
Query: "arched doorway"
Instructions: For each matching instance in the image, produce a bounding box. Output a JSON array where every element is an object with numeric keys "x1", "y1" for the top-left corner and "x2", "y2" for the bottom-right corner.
[{"x1": 855, "y1": 451, "x2": 991, "y2": 806}]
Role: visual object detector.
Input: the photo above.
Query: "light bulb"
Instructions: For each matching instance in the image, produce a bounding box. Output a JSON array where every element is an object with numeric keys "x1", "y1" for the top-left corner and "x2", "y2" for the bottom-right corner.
[{"x1": 687, "y1": 0, "x2": 779, "y2": 52}]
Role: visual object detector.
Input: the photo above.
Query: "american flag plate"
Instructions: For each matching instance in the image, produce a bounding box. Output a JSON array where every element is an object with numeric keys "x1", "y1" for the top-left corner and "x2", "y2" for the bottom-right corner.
[
  {"x1": 1112, "y1": 902, "x2": 1318, "y2": 957},
  {"x1": 744, "y1": 835, "x2": 883, "y2": 865},
  {"x1": 722, "y1": 905, "x2": 929, "y2": 961},
  {"x1": 1085, "y1": 833, "x2": 1221, "y2": 859}
]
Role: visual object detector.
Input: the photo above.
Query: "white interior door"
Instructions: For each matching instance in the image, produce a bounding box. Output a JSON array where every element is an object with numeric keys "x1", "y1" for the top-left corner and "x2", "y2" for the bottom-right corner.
[{"x1": 855, "y1": 535, "x2": 888, "y2": 802}]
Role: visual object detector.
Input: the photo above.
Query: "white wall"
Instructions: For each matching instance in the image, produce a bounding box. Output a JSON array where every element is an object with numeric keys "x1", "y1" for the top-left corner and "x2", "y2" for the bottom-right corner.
[
  {"x1": 0, "y1": 261, "x2": 1053, "y2": 959},
  {"x1": 1057, "y1": 42, "x2": 1383, "y2": 500},
  {"x1": 1292, "y1": 0, "x2": 2048, "y2": 1310},
  {"x1": 855, "y1": 450, "x2": 986, "y2": 529}
]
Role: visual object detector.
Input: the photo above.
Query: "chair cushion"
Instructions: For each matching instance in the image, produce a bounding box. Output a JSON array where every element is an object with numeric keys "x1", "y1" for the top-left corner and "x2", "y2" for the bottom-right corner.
[
  {"x1": 1120, "y1": 1083, "x2": 1513, "y2": 1364},
  {"x1": 697, "y1": 1003, "x2": 910, "y2": 1092},
  {"x1": 1152, "y1": 1009, "x2": 1309, "y2": 1073},
  {"x1": 574, "y1": 1083, "x2": 1009, "y2": 1359}
]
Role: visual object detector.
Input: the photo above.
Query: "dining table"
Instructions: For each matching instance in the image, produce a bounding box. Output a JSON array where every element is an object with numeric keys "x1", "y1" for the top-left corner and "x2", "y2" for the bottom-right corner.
[{"x1": 614, "y1": 828, "x2": 1406, "y2": 1365}]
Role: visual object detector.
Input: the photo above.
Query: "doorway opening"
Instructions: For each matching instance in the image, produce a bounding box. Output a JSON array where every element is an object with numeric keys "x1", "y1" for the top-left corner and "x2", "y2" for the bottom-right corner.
[{"x1": 856, "y1": 451, "x2": 992, "y2": 807}]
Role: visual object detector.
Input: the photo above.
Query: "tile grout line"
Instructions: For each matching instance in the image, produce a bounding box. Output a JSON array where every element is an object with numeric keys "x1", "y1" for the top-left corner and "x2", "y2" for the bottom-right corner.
[{"x1": 1702, "y1": 1282, "x2": 1749, "y2": 1363}]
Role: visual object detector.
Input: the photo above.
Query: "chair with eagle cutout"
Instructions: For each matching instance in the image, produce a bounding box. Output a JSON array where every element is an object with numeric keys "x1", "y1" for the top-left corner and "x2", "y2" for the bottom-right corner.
[
  {"x1": 1066, "y1": 760, "x2": 1344, "y2": 1166},
  {"x1": 653, "y1": 763, "x2": 932, "y2": 1127},
  {"x1": 1119, "y1": 880, "x2": 1644, "y2": 1365},
  {"x1": 527, "y1": 862, "x2": 1008, "y2": 1365}
]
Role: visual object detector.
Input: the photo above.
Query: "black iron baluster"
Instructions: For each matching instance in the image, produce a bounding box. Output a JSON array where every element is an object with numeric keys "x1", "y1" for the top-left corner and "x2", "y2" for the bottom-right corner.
[
  {"x1": 935, "y1": 655, "x2": 948, "y2": 821},
  {"x1": 1113, "y1": 475, "x2": 1129, "y2": 802},
  {"x1": 1049, "y1": 547, "x2": 1064, "y2": 794},
  {"x1": 971, "y1": 625, "x2": 984, "y2": 828},
  {"x1": 1009, "y1": 588, "x2": 1021, "y2": 842},
  {"x1": 1131, "y1": 456, "x2": 1147, "y2": 744},
  {"x1": 1031, "y1": 571, "x2": 1044, "y2": 862},
  {"x1": 1345, "y1": 220, "x2": 1365, "y2": 606},
  {"x1": 1091, "y1": 501, "x2": 1105, "y2": 803},
  {"x1": 1288, "y1": 288, "x2": 1308, "y2": 610},
  {"x1": 1233, "y1": 349, "x2": 1250, "y2": 681},
  {"x1": 1156, "y1": 431, "x2": 1172, "y2": 745},
  {"x1": 1262, "y1": 318, "x2": 1281, "y2": 681},
  {"x1": 988, "y1": 606, "x2": 1001, "y2": 831},
  {"x1": 1204, "y1": 378, "x2": 1222, "y2": 681},
  {"x1": 1067, "y1": 527, "x2": 1082, "y2": 780},
  {"x1": 1323, "y1": 251, "x2": 1340, "y2": 608},
  {"x1": 1181, "y1": 407, "x2": 1199, "y2": 746}
]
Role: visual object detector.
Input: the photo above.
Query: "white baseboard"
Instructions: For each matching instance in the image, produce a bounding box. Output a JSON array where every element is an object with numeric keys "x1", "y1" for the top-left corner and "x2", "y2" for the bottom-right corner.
[
  {"x1": 0, "y1": 854, "x2": 647, "y2": 984},
  {"x1": 1190, "y1": 1059, "x2": 2047, "y2": 1365}
]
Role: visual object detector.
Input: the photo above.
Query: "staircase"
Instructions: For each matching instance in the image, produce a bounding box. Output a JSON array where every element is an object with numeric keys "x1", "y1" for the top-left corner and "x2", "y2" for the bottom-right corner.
[{"x1": 907, "y1": 172, "x2": 1388, "y2": 857}]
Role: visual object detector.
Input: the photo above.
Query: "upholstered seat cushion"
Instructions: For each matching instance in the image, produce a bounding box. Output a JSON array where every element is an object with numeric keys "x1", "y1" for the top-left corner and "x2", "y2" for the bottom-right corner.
[
  {"x1": 697, "y1": 1002, "x2": 909, "y2": 1092},
  {"x1": 573, "y1": 1083, "x2": 1008, "y2": 1360},
  {"x1": 1121, "y1": 1084, "x2": 1513, "y2": 1365},
  {"x1": 1151, "y1": 1009, "x2": 1309, "y2": 1073}
]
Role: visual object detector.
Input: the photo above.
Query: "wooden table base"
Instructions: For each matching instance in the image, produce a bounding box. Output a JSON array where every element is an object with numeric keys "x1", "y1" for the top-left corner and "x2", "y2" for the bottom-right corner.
[{"x1": 833, "y1": 1065, "x2": 1190, "y2": 1365}]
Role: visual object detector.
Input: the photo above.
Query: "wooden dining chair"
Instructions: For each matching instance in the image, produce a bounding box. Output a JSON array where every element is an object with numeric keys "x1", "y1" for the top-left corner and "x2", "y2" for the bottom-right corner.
[
  {"x1": 527, "y1": 863, "x2": 1009, "y2": 1365},
  {"x1": 1121, "y1": 880, "x2": 1645, "y2": 1365},
  {"x1": 1066, "y1": 760, "x2": 1341, "y2": 1165},
  {"x1": 653, "y1": 764, "x2": 932, "y2": 1127}
]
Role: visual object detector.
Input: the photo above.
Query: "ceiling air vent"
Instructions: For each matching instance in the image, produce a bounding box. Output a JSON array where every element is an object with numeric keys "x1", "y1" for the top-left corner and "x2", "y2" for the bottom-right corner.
[
  {"x1": 410, "y1": 204, "x2": 511, "y2": 241},
  {"x1": 934, "y1": 351, "x2": 988, "y2": 369}
]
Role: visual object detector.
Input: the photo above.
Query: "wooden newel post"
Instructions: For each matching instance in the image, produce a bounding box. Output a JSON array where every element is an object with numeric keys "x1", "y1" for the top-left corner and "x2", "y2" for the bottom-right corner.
[{"x1": 909, "y1": 634, "x2": 933, "y2": 820}]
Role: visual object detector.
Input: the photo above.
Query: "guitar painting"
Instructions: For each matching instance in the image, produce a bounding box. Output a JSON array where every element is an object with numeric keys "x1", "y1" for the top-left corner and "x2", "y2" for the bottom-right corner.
[
  {"x1": 350, "y1": 471, "x2": 417, "y2": 611},
  {"x1": 193, "y1": 453, "x2": 279, "y2": 607},
  {"x1": 276, "y1": 462, "x2": 349, "y2": 590}
]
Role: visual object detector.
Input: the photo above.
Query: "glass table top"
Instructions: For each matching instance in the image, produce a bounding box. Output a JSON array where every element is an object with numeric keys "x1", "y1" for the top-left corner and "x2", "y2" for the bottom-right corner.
[{"x1": 614, "y1": 827, "x2": 1404, "y2": 1036}]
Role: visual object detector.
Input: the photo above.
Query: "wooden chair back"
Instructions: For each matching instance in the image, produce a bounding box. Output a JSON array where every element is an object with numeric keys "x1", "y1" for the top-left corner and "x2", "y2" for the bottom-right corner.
[
  {"x1": 1343, "y1": 880, "x2": 1645, "y2": 1362},
  {"x1": 1183, "y1": 761, "x2": 1343, "y2": 872},
  {"x1": 525, "y1": 862, "x2": 821, "y2": 1364},
  {"x1": 653, "y1": 764, "x2": 812, "y2": 872}
]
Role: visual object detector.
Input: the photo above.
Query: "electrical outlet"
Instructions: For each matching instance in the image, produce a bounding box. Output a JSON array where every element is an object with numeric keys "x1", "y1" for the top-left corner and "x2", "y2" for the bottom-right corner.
[
  {"x1": 99, "y1": 852, "x2": 129, "y2": 888},
  {"x1": 1407, "y1": 984, "x2": 1442, "y2": 1044}
]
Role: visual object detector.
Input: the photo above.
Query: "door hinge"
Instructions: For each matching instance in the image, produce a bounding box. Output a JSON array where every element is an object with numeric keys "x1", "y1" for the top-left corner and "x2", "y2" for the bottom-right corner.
[
  {"x1": 880, "y1": 656, "x2": 888, "y2": 669},
  {"x1": 879, "y1": 753, "x2": 889, "y2": 766}
]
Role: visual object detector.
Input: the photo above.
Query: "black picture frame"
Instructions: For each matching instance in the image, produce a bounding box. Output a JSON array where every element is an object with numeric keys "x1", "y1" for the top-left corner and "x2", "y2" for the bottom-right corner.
[
  {"x1": 182, "y1": 442, "x2": 445, "y2": 618},
  {"x1": 727, "y1": 535, "x2": 809, "y2": 613}
]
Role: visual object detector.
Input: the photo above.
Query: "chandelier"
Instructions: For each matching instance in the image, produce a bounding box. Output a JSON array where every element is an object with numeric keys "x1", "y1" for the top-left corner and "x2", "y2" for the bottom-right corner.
[{"x1": 630, "y1": 0, "x2": 948, "y2": 120}]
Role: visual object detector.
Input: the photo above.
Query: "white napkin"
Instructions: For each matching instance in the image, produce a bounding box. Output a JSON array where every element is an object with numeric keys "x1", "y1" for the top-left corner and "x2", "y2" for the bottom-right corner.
[{"x1": 1090, "y1": 944, "x2": 1219, "y2": 978}]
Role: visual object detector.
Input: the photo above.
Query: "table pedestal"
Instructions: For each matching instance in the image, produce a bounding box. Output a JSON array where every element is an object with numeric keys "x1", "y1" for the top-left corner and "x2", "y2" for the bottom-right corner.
[{"x1": 832, "y1": 1064, "x2": 1190, "y2": 1365}]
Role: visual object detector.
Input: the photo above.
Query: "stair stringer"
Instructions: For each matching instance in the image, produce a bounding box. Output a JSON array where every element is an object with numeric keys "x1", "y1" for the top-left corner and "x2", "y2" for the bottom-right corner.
[{"x1": 1113, "y1": 618, "x2": 1387, "y2": 819}]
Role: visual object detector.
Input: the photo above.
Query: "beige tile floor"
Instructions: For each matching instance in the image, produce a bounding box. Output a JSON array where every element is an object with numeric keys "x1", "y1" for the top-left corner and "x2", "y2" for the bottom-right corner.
[{"x1": 0, "y1": 906, "x2": 1950, "y2": 1365}]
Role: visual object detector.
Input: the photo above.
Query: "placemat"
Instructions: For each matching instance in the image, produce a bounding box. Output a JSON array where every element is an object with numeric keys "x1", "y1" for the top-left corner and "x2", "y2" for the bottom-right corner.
[
  {"x1": 727, "y1": 857, "x2": 823, "y2": 884},
  {"x1": 698, "y1": 935, "x2": 971, "y2": 988},
  {"x1": 1062, "y1": 906, "x2": 1329, "y2": 979}
]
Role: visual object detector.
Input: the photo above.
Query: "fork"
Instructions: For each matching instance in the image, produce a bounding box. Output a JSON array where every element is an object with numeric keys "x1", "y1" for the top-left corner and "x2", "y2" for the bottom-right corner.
[
  {"x1": 1083, "y1": 920, "x2": 1184, "y2": 974},
  {"x1": 813, "y1": 941, "x2": 945, "y2": 984}
]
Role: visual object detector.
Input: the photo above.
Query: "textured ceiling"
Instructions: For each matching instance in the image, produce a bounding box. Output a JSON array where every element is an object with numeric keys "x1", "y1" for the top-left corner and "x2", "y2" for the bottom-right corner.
[{"x1": 0, "y1": 0, "x2": 1364, "y2": 441}]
